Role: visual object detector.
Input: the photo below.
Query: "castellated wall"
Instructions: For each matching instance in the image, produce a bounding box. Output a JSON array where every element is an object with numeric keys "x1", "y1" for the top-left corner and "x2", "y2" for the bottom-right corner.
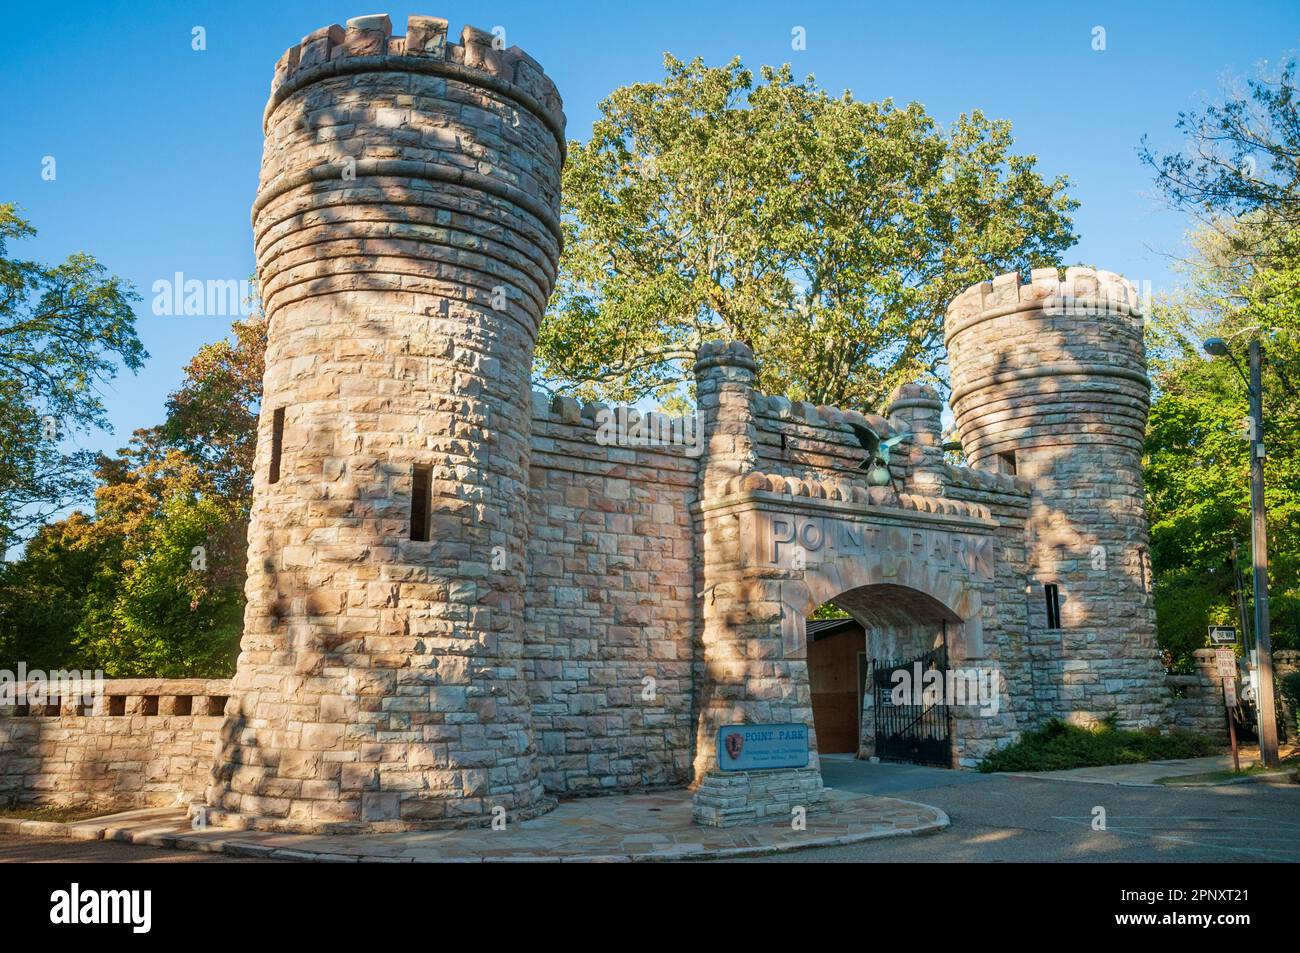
[
  {"x1": 1166, "y1": 650, "x2": 1232, "y2": 742},
  {"x1": 741, "y1": 387, "x2": 1034, "y2": 760},
  {"x1": 0, "y1": 10, "x2": 1187, "y2": 825},
  {"x1": 0, "y1": 681, "x2": 231, "y2": 809}
]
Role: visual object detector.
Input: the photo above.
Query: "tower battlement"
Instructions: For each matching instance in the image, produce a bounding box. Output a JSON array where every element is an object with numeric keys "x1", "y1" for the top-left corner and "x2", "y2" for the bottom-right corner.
[
  {"x1": 267, "y1": 15, "x2": 565, "y2": 139},
  {"x1": 946, "y1": 266, "x2": 1143, "y2": 327},
  {"x1": 945, "y1": 266, "x2": 1149, "y2": 471}
]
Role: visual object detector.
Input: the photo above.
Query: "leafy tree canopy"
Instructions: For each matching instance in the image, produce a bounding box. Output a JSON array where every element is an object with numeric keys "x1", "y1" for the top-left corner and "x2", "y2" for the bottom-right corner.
[
  {"x1": 0, "y1": 204, "x2": 144, "y2": 551},
  {"x1": 1141, "y1": 56, "x2": 1300, "y2": 265},
  {"x1": 538, "y1": 56, "x2": 1077, "y2": 410},
  {"x1": 0, "y1": 299, "x2": 263, "y2": 676},
  {"x1": 1144, "y1": 221, "x2": 1300, "y2": 660}
]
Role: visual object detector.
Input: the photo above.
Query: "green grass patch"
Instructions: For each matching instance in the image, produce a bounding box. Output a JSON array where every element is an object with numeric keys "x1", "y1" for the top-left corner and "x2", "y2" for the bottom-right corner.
[
  {"x1": 979, "y1": 717, "x2": 1217, "y2": 773},
  {"x1": 1155, "y1": 751, "x2": 1300, "y2": 786}
]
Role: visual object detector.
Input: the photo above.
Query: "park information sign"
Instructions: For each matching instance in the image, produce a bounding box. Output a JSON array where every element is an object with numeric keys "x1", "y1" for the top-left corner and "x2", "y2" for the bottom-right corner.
[{"x1": 717, "y1": 723, "x2": 810, "y2": 771}]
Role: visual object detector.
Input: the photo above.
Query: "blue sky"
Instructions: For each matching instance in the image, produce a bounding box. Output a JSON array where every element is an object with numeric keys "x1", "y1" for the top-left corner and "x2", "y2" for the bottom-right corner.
[{"x1": 2, "y1": 0, "x2": 1299, "y2": 466}]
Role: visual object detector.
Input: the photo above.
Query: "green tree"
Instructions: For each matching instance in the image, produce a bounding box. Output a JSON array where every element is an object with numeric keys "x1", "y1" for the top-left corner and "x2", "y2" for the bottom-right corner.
[
  {"x1": 1142, "y1": 54, "x2": 1300, "y2": 661},
  {"x1": 0, "y1": 204, "x2": 144, "y2": 552},
  {"x1": 159, "y1": 313, "x2": 265, "y2": 505},
  {"x1": 0, "y1": 513, "x2": 111, "y2": 670},
  {"x1": 1144, "y1": 224, "x2": 1300, "y2": 661},
  {"x1": 77, "y1": 488, "x2": 243, "y2": 677},
  {"x1": 1141, "y1": 56, "x2": 1300, "y2": 264},
  {"x1": 539, "y1": 56, "x2": 1077, "y2": 409},
  {"x1": 0, "y1": 308, "x2": 264, "y2": 676}
]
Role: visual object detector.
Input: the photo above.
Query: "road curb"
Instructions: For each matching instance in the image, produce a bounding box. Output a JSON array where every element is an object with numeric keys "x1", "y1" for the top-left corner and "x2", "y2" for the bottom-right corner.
[{"x1": 0, "y1": 804, "x2": 950, "y2": 863}]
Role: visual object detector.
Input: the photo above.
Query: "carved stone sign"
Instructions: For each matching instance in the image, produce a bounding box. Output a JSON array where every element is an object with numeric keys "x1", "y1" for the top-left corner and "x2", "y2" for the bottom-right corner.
[{"x1": 743, "y1": 509, "x2": 994, "y2": 581}]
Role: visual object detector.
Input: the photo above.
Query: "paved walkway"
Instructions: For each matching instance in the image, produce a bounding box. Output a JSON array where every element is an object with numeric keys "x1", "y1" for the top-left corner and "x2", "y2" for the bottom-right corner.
[
  {"x1": 1008, "y1": 749, "x2": 1293, "y2": 786},
  {"x1": 819, "y1": 754, "x2": 995, "y2": 794},
  {"x1": 0, "y1": 788, "x2": 947, "y2": 862}
]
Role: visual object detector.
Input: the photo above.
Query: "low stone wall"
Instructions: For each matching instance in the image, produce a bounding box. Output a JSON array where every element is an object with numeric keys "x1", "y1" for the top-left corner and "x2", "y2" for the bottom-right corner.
[
  {"x1": 0, "y1": 679, "x2": 231, "y2": 809},
  {"x1": 1167, "y1": 648, "x2": 1300, "y2": 745},
  {"x1": 1166, "y1": 649, "x2": 1229, "y2": 743},
  {"x1": 1277, "y1": 649, "x2": 1298, "y2": 739}
]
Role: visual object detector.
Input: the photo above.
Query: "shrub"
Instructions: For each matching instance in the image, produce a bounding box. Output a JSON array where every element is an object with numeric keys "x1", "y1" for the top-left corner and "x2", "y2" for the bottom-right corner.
[{"x1": 979, "y1": 718, "x2": 1216, "y2": 773}]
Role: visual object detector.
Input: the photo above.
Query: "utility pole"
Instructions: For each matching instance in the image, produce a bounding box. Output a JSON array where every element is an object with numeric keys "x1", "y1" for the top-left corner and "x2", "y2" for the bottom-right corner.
[
  {"x1": 1204, "y1": 336, "x2": 1280, "y2": 768},
  {"x1": 1248, "y1": 340, "x2": 1280, "y2": 768}
]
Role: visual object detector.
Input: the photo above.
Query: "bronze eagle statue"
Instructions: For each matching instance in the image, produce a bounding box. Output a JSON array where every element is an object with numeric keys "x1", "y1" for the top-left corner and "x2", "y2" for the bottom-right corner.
[{"x1": 847, "y1": 421, "x2": 912, "y2": 487}]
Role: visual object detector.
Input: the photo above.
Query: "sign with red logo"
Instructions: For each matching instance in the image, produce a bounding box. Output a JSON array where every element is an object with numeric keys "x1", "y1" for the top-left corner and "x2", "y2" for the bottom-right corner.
[
  {"x1": 717, "y1": 723, "x2": 809, "y2": 771},
  {"x1": 724, "y1": 732, "x2": 744, "y2": 759}
]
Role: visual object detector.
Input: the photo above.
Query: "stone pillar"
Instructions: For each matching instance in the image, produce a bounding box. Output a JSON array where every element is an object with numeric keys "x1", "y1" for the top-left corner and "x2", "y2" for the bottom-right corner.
[
  {"x1": 208, "y1": 14, "x2": 566, "y2": 831},
  {"x1": 695, "y1": 340, "x2": 759, "y2": 485},
  {"x1": 886, "y1": 382, "x2": 945, "y2": 493},
  {"x1": 691, "y1": 341, "x2": 823, "y2": 826},
  {"x1": 945, "y1": 268, "x2": 1169, "y2": 729}
]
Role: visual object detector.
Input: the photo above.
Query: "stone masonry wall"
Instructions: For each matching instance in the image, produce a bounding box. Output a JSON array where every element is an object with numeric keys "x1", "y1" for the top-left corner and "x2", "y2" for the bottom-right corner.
[
  {"x1": 752, "y1": 395, "x2": 896, "y2": 484},
  {"x1": 939, "y1": 465, "x2": 1034, "y2": 748},
  {"x1": 0, "y1": 680, "x2": 230, "y2": 809},
  {"x1": 1166, "y1": 650, "x2": 1230, "y2": 743},
  {"x1": 523, "y1": 393, "x2": 698, "y2": 794},
  {"x1": 746, "y1": 384, "x2": 1033, "y2": 761},
  {"x1": 1278, "y1": 650, "x2": 1299, "y2": 739},
  {"x1": 1168, "y1": 649, "x2": 1299, "y2": 744}
]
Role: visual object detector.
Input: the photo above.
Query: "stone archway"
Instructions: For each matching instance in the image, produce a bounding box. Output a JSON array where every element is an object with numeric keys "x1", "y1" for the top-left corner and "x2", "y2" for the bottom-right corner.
[
  {"x1": 778, "y1": 549, "x2": 984, "y2": 663},
  {"x1": 691, "y1": 489, "x2": 1002, "y2": 825},
  {"x1": 806, "y1": 584, "x2": 966, "y2": 760}
]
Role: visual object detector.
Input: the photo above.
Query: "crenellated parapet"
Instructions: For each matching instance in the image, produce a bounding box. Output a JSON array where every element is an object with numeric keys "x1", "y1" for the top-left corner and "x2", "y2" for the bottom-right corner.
[
  {"x1": 266, "y1": 15, "x2": 565, "y2": 144},
  {"x1": 707, "y1": 470, "x2": 992, "y2": 520},
  {"x1": 945, "y1": 267, "x2": 1150, "y2": 470},
  {"x1": 945, "y1": 266, "x2": 1143, "y2": 330}
]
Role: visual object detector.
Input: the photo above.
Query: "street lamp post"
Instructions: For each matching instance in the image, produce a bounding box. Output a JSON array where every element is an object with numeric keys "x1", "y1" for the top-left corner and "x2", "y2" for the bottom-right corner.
[{"x1": 1204, "y1": 336, "x2": 1281, "y2": 768}]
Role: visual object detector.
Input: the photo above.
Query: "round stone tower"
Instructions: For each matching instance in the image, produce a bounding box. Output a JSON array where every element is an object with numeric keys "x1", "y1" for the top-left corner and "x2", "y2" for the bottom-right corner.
[
  {"x1": 208, "y1": 14, "x2": 565, "y2": 830},
  {"x1": 945, "y1": 268, "x2": 1168, "y2": 728}
]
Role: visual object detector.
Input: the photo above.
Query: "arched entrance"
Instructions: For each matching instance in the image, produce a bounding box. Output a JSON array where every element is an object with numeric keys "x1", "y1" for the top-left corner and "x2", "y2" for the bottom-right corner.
[{"x1": 805, "y1": 583, "x2": 966, "y2": 763}]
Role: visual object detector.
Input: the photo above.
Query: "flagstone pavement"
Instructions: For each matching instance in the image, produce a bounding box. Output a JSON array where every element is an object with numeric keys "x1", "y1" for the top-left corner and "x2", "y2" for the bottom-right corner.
[{"x1": 0, "y1": 788, "x2": 947, "y2": 862}]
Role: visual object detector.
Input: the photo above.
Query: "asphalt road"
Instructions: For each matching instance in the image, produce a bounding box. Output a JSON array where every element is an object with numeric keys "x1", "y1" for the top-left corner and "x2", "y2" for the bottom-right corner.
[{"x1": 737, "y1": 758, "x2": 1300, "y2": 862}]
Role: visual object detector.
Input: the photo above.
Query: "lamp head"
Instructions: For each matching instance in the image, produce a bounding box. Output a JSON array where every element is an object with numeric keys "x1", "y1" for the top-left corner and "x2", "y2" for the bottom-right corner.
[{"x1": 1204, "y1": 337, "x2": 1230, "y2": 357}]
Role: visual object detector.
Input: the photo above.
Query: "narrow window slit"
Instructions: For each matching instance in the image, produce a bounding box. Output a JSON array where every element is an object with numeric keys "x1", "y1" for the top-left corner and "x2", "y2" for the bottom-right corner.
[
  {"x1": 269, "y1": 406, "x2": 286, "y2": 484},
  {"x1": 1044, "y1": 583, "x2": 1061, "y2": 629},
  {"x1": 411, "y1": 464, "x2": 432, "y2": 541}
]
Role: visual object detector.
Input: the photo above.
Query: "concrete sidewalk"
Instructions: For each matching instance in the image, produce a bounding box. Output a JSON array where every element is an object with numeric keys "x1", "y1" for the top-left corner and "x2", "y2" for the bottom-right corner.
[
  {"x1": 0, "y1": 788, "x2": 948, "y2": 862},
  {"x1": 1008, "y1": 751, "x2": 1291, "y2": 787}
]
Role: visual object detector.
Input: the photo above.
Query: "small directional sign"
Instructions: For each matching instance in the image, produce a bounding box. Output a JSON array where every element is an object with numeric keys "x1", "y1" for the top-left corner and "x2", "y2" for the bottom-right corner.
[
  {"x1": 1215, "y1": 647, "x2": 1237, "y2": 678},
  {"x1": 1208, "y1": 625, "x2": 1238, "y2": 645}
]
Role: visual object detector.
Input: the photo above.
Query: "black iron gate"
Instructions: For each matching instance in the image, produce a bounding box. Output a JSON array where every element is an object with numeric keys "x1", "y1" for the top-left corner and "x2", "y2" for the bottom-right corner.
[{"x1": 871, "y1": 644, "x2": 952, "y2": 767}]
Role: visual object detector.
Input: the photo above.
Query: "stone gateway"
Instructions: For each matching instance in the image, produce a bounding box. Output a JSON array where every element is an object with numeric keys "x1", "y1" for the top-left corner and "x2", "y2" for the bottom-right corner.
[
  {"x1": 0, "y1": 13, "x2": 1179, "y2": 831},
  {"x1": 212, "y1": 14, "x2": 1169, "y2": 831}
]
